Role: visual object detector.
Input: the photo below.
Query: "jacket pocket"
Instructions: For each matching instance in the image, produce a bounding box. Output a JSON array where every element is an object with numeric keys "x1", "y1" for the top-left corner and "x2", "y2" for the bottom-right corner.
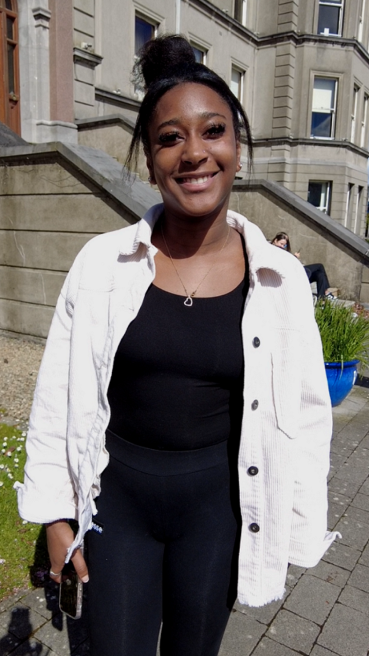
[{"x1": 271, "y1": 345, "x2": 301, "y2": 439}]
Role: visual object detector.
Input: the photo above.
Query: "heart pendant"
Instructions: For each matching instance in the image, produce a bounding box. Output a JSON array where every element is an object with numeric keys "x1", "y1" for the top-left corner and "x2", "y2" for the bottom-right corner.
[{"x1": 184, "y1": 296, "x2": 193, "y2": 307}]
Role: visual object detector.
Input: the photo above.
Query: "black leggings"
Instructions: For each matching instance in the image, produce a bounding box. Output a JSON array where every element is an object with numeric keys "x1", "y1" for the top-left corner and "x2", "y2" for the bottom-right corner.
[
  {"x1": 304, "y1": 263, "x2": 330, "y2": 298},
  {"x1": 86, "y1": 430, "x2": 241, "y2": 656}
]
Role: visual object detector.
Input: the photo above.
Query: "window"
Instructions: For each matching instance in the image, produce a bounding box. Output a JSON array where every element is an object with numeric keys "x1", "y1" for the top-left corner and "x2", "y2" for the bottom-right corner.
[
  {"x1": 0, "y1": 0, "x2": 19, "y2": 134},
  {"x1": 135, "y1": 16, "x2": 155, "y2": 55},
  {"x1": 308, "y1": 181, "x2": 332, "y2": 213},
  {"x1": 192, "y1": 45, "x2": 207, "y2": 64},
  {"x1": 358, "y1": 0, "x2": 366, "y2": 42},
  {"x1": 234, "y1": 0, "x2": 247, "y2": 26},
  {"x1": 230, "y1": 66, "x2": 244, "y2": 102},
  {"x1": 351, "y1": 85, "x2": 359, "y2": 143},
  {"x1": 317, "y1": 0, "x2": 344, "y2": 36},
  {"x1": 311, "y1": 77, "x2": 337, "y2": 138},
  {"x1": 360, "y1": 93, "x2": 368, "y2": 148},
  {"x1": 345, "y1": 183, "x2": 354, "y2": 227},
  {"x1": 134, "y1": 15, "x2": 157, "y2": 97},
  {"x1": 353, "y1": 186, "x2": 364, "y2": 234}
]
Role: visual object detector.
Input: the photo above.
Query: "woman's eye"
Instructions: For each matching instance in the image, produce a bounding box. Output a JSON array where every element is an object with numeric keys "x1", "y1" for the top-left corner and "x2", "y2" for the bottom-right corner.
[
  {"x1": 159, "y1": 132, "x2": 181, "y2": 144},
  {"x1": 206, "y1": 123, "x2": 226, "y2": 137}
]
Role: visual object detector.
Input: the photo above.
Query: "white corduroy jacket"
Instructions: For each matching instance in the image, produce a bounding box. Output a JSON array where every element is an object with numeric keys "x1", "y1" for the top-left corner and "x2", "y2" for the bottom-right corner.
[{"x1": 16, "y1": 204, "x2": 340, "y2": 607}]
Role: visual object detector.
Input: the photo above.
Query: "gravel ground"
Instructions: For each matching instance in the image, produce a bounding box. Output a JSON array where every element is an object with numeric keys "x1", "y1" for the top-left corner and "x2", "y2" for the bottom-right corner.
[{"x1": 0, "y1": 334, "x2": 45, "y2": 424}]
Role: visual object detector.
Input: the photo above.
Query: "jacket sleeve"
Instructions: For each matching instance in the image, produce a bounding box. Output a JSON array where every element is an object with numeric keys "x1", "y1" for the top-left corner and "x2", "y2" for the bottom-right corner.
[
  {"x1": 15, "y1": 268, "x2": 79, "y2": 524},
  {"x1": 288, "y1": 278, "x2": 340, "y2": 566}
]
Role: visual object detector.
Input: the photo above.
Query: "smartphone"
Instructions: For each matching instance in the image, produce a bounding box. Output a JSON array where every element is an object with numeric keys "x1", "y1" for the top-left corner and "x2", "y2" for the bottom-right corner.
[{"x1": 59, "y1": 543, "x2": 84, "y2": 620}]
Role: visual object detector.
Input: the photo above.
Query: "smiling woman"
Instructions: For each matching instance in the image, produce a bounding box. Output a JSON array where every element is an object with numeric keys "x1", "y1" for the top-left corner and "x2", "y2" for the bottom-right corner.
[{"x1": 17, "y1": 34, "x2": 339, "y2": 656}]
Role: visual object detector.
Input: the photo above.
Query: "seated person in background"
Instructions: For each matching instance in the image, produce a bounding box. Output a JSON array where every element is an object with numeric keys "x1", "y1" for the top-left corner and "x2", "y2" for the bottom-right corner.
[{"x1": 271, "y1": 232, "x2": 335, "y2": 300}]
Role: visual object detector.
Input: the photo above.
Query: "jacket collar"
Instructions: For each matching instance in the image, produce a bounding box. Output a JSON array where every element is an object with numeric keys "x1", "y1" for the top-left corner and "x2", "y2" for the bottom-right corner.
[{"x1": 119, "y1": 203, "x2": 288, "y2": 279}]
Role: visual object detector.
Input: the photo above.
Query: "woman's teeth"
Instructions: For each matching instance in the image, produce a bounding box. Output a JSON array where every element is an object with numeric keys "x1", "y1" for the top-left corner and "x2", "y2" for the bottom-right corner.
[{"x1": 180, "y1": 175, "x2": 211, "y2": 185}]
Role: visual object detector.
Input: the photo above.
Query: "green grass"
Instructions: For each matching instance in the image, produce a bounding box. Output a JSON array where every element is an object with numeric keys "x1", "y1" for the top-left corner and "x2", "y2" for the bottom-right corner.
[{"x1": 0, "y1": 423, "x2": 49, "y2": 601}]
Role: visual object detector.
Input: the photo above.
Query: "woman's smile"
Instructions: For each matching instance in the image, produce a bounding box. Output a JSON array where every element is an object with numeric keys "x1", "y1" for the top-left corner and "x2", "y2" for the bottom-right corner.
[{"x1": 175, "y1": 171, "x2": 219, "y2": 189}]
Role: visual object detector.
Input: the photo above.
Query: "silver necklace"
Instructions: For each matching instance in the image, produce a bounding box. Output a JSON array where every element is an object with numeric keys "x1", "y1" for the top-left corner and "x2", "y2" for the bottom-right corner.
[{"x1": 160, "y1": 223, "x2": 231, "y2": 307}]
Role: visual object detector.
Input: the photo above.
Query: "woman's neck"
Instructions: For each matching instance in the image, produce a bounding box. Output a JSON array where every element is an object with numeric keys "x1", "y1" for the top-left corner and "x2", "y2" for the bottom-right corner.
[{"x1": 155, "y1": 213, "x2": 230, "y2": 259}]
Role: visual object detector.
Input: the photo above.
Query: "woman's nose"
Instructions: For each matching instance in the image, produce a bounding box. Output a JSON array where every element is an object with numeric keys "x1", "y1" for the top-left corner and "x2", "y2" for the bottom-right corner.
[{"x1": 181, "y1": 136, "x2": 208, "y2": 165}]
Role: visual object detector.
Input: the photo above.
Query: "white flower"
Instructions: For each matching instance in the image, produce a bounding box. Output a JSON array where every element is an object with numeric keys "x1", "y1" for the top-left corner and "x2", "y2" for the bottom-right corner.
[
  {"x1": 22, "y1": 432, "x2": 26, "y2": 437},
  {"x1": 16, "y1": 446, "x2": 22, "y2": 452},
  {"x1": 7, "y1": 473, "x2": 13, "y2": 479},
  {"x1": 22, "y1": 519, "x2": 28, "y2": 524},
  {"x1": 0, "y1": 482, "x2": 3, "y2": 487},
  {"x1": 1, "y1": 449, "x2": 5, "y2": 454},
  {"x1": 3, "y1": 437, "x2": 7, "y2": 442},
  {"x1": 0, "y1": 464, "x2": 4, "y2": 469},
  {"x1": 14, "y1": 464, "x2": 18, "y2": 468},
  {"x1": 14, "y1": 458, "x2": 19, "y2": 463}
]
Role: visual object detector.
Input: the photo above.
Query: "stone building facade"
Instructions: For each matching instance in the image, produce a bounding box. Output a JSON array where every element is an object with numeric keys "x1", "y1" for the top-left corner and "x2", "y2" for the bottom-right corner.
[{"x1": 1, "y1": 0, "x2": 369, "y2": 234}]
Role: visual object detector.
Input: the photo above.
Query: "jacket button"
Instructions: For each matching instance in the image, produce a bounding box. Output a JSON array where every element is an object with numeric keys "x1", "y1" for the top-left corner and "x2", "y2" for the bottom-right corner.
[
  {"x1": 248, "y1": 466, "x2": 259, "y2": 476},
  {"x1": 251, "y1": 400, "x2": 259, "y2": 410},
  {"x1": 249, "y1": 523, "x2": 260, "y2": 533},
  {"x1": 253, "y1": 337, "x2": 260, "y2": 347}
]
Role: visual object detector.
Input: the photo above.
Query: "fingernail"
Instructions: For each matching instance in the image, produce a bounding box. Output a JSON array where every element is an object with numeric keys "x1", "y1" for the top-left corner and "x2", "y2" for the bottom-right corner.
[{"x1": 81, "y1": 575, "x2": 89, "y2": 583}]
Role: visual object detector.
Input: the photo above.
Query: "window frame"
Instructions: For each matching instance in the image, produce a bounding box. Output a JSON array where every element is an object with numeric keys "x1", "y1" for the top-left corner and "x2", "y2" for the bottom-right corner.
[
  {"x1": 307, "y1": 180, "x2": 332, "y2": 214},
  {"x1": 191, "y1": 42, "x2": 207, "y2": 65},
  {"x1": 317, "y1": 0, "x2": 344, "y2": 36},
  {"x1": 234, "y1": 0, "x2": 247, "y2": 26},
  {"x1": 358, "y1": 0, "x2": 366, "y2": 42},
  {"x1": 230, "y1": 65, "x2": 245, "y2": 103},
  {"x1": 360, "y1": 92, "x2": 369, "y2": 148},
  {"x1": 310, "y1": 76, "x2": 338, "y2": 140},
  {"x1": 0, "y1": 0, "x2": 20, "y2": 134},
  {"x1": 133, "y1": 13, "x2": 158, "y2": 99},
  {"x1": 351, "y1": 84, "x2": 360, "y2": 144}
]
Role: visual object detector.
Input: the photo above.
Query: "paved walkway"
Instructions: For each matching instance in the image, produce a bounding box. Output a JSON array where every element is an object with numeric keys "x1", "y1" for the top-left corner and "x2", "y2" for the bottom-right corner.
[{"x1": 1, "y1": 384, "x2": 369, "y2": 656}]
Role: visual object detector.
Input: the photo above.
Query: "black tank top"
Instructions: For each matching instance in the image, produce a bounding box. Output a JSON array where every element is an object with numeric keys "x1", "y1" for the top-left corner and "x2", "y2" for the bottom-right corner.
[{"x1": 108, "y1": 269, "x2": 248, "y2": 450}]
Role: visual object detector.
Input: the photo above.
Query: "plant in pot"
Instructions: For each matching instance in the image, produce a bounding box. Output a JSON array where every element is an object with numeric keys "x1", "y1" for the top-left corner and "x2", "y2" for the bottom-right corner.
[{"x1": 315, "y1": 299, "x2": 369, "y2": 406}]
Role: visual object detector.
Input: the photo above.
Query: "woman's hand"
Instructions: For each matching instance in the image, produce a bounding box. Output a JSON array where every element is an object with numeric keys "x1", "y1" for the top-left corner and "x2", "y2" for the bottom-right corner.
[{"x1": 46, "y1": 520, "x2": 89, "y2": 583}]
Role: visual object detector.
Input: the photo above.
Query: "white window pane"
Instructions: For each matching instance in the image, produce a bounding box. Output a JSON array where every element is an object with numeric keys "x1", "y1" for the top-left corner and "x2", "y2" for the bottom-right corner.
[
  {"x1": 313, "y1": 78, "x2": 336, "y2": 111},
  {"x1": 231, "y1": 68, "x2": 242, "y2": 99}
]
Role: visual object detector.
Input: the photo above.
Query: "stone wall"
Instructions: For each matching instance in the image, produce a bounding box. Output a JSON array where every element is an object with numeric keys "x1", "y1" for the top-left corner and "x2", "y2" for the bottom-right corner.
[
  {"x1": 230, "y1": 180, "x2": 369, "y2": 302},
  {"x1": 0, "y1": 143, "x2": 159, "y2": 338}
]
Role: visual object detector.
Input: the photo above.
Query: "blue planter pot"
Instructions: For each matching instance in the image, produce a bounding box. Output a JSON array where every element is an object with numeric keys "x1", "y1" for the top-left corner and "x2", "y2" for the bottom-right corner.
[{"x1": 324, "y1": 360, "x2": 359, "y2": 407}]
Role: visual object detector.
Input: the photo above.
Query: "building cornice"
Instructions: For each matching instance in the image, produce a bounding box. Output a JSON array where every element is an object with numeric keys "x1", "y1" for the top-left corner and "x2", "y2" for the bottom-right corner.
[
  {"x1": 95, "y1": 87, "x2": 141, "y2": 110},
  {"x1": 188, "y1": 0, "x2": 369, "y2": 65},
  {"x1": 73, "y1": 47, "x2": 103, "y2": 69},
  {"x1": 252, "y1": 137, "x2": 369, "y2": 158}
]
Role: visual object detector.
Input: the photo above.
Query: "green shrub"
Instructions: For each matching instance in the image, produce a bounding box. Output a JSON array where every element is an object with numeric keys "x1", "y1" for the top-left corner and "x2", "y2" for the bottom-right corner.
[{"x1": 315, "y1": 299, "x2": 369, "y2": 371}]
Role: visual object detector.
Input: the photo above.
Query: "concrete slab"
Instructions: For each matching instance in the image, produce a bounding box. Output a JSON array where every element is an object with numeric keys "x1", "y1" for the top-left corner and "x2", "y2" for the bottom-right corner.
[
  {"x1": 306, "y1": 560, "x2": 350, "y2": 588},
  {"x1": 322, "y1": 542, "x2": 361, "y2": 571},
  {"x1": 266, "y1": 609, "x2": 320, "y2": 654},
  {"x1": 252, "y1": 636, "x2": 301, "y2": 655},
  {"x1": 338, "y1": 584, "x2": 369, "y2": 615},
  {"x1": 218, "y1": 611, "x2": 265, "y2": 655},
  {"x1": 347, "y1": 562, "x2": 369, "y2": 593},
  {"x1": 284, "y1": 576, "x2": 340, "y2": 624},
  {"x1": 318, "y1": 603, "x2": 369, "y2": 656}
]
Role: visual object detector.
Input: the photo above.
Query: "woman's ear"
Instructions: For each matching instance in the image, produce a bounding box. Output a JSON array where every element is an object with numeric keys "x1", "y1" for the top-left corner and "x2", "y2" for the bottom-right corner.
[
  {"x1": 236, "y1": 141, "x2": 242, "y2": 171},
  {"x1": 146, "y1": 153, "x2": 156, "y2": 185}
]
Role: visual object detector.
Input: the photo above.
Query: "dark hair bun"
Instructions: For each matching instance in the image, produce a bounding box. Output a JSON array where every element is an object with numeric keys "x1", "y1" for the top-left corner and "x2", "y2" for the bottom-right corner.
[{"x1": 137, "y1": 35, "x2": 196, "y2": 89}]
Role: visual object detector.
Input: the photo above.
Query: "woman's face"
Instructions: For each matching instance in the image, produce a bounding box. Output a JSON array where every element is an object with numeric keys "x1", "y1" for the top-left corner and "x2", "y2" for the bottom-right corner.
[
  {"x1": 146, "y1": 83, "x2": 241, "y2": 223},
  {"x1": 273, "y1": 238, "x2": 288, "y2": 249}
]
